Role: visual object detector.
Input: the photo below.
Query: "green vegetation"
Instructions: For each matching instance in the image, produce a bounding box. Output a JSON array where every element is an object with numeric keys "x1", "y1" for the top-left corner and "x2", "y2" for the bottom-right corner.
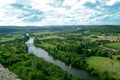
[
  {"x1": 0, "y1": 32, "x2": 82, "y2": 80},
  {"x1": 0, "y1": 26, "x2": 120, "y2": 80},
  {"x1": 33, "y1": 26, "x2": 120, "y2": 80},
  {"x1": 87, "y1": 56, "x2": 120, "y2": 79},
  {"x1": 105, "y1": 43, "x2": 120, "y2": 50}
]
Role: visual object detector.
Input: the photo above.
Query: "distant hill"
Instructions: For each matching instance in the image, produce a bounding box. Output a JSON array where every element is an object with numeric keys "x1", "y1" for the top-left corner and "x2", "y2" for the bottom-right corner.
[
  {"x1": 89, "y1": 25, "x2": 120, "y2": 33},
  {"x1": 0, "y1": 25, "x2": 120, "y2": 34}
]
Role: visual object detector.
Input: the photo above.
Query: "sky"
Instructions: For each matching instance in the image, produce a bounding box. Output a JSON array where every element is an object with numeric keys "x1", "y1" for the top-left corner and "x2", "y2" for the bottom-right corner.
[{"x1": 0, "y1": 0, "x2": 120, "y2": 26}]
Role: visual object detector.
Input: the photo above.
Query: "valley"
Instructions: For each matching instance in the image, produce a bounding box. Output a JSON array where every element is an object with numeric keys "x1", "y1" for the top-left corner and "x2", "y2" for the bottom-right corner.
[{"x1": 0, "y1": 26, "x2": 120, "y2": 80}]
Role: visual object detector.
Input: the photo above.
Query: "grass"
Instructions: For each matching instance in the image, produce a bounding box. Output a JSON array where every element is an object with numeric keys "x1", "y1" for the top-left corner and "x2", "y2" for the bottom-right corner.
[
  {"x1": 0, "y1": 37, "x2": 15, "y2": 42},
  {"x1": 87, "y1": 56, "x2": 120, "y2": 79},
  {"x1": 105, "y1": 43, "x2": 120, "y2": 50},
  {"x1": 0, "y1": 34, "x2": 24, "y2": 42},
  {"x1": 39, "y1": 35, "x2": 64, "y2": 40},
  {"x1": 33, "y1": 31, "x2": 53, "y2": 35},
  {"x1": 37, "y1": 43, "x2": 56, "y2": 49},
  {"x1": 90, "y1": 35, "x2": 119, "y2": 42}
]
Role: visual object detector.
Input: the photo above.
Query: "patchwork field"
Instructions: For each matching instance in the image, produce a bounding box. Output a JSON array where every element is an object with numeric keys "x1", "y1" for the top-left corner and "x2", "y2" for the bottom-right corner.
[
  {"x1": 0, "y1": 26, "x2": 120, "y2": 80},
  {"x1": 87, "y1": 56, "x2": 120, "y2": 79},
  {"x1": 105, "y1": 43, "x2": 120, "y2": 50}
]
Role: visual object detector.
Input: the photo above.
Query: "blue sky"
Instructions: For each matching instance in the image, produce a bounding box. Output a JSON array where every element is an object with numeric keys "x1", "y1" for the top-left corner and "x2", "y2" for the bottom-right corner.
[{"x1": 0, "y1": 0, "x2": 120, "y2": 26}]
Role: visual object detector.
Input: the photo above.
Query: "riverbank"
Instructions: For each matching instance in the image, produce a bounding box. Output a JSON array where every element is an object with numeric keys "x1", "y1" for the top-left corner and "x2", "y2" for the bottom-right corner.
[
  {"x1": 27, "y1": 37, "x2": 98, "y2": 80},
  {"x1": 33, "y1": 29, "x2": 120, "y2": 80},
  {"x1": 35, "y1": 44, "x2": 99, "y2": 80},
  {"x1": 0, "y1": 36, "x2": 82, "y2": 80},
  {"x1": 35, "y1": 41, "x2": 119, "y2": 80}
]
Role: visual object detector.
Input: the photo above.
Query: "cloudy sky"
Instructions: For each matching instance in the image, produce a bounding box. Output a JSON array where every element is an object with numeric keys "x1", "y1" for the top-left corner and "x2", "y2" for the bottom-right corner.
[{"x1": 0, "y1": 0, "x2": 120, "y2": 26}]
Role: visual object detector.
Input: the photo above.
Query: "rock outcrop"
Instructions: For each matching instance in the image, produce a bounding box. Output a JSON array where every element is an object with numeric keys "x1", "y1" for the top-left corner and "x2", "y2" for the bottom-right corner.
[{"x1": 0, "y1": 64, "x2": 21, "y2": 80}]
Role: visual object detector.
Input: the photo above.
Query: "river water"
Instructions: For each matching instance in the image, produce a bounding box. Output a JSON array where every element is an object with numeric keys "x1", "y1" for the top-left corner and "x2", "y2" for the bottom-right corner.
[{"x1": 26, "y1": 37, "x2": 98, "y2": 80}]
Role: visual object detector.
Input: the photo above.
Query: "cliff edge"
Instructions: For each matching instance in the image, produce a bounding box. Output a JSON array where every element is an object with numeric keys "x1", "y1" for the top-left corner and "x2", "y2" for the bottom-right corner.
[{"x1": 0, "y1": 64, "x2": 21, "y2": 80}]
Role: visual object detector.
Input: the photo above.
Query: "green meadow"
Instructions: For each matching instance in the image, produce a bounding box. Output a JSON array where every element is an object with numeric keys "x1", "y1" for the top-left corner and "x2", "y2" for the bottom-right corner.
[
  {"x1": 105, "y1": 43, "x2": 120, "y2": 50},
  {"x1": 87, "y1": 56, "x2": 120, "y2": 79},
  {"x1": 0, "y1": 26, "x2": 120, "y2": 80}
]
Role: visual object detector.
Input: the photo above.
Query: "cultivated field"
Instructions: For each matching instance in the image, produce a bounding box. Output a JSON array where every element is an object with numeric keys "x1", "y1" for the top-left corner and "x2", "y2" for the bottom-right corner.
[{"x1": 105, "y1": 43, "x2": 120, "y2": 50}]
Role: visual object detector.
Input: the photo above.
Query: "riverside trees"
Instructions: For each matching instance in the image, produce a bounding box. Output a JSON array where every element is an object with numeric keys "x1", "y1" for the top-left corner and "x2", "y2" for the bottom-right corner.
[
  {"x1": 0, "y1": 34, "x2": 82, "y2": 80},
  {"x1": 34, "y1": 26, "x2": 120, "y2": 80}
]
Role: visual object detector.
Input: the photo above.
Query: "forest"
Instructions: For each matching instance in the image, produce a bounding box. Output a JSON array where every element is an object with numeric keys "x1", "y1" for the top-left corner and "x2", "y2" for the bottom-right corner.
[
  {"x1": 33, "y1": 25, "x2": 120, "y2": 80},
  {"x1": 0, "y1": 29, "x2": 82, "y2": 80},
  {"x1": 0, "y1": 25, "x2": 120, "y2": 80}
]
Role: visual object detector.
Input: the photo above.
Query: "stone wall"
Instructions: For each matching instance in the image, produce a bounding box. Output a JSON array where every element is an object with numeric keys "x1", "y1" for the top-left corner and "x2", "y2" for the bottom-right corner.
[{"x1": 0, "y1": 64, "x2": 21, "y2": 80}]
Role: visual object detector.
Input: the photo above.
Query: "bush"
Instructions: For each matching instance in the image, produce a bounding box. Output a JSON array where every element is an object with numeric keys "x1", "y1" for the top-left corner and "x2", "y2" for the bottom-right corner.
[{"x1": 117, "y1": 57, "x2": 120, "y2": 60}]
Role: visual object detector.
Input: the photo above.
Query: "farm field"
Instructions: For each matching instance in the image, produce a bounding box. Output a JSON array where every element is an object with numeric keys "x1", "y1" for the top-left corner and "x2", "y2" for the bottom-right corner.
[
  {"x1": 87, "y1": 56, "x2": 120, "y2": 79},
  {"x1": 105, "y1": 43, "x2": 120, "y2": 50},
  {"x1": 0, "y1": 26, "x2": 120, "y2": 80},
  {"x1": 34, "y1": 26, "x2": 120, "y2": 80},
  {"x1": 0, "y1": 0, "x2": 120, "y2": 80}
]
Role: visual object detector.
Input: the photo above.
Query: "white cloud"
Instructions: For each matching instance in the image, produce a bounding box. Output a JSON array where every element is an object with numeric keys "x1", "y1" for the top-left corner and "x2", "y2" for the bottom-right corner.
[
  {"x1": 16, "y1": 0, "x2": 31, "y2": 6},
  {"x1": 0, "y1": 13, "x2": 22, "y2": 26},
  {"x1": 70, "y1": 0, "x2": 97, "y2": 10},
  {"x1": 0, "y1": 0, "x2": 15, "y2": 7},
  {"x1": 31, "y1": 0, "x2": 54, "y2": 11},
  {"x1": 62, "y1": 0, "x2": 78, "y2": 6},
  {"x1": 89, "y1": 0, "x2": 97, "y2": 4},
  {"x1": 106, "y1": 0, "x2": 120, "y2": 6},
  {"x1": 0, "y1": 0, "x2": 120, "y2": 26}
]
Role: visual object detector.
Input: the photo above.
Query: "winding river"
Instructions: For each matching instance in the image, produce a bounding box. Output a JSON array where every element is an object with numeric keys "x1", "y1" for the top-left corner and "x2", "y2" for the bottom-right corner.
[{"x1": 26, "y1": 37, "x2": 98, "y2": 80}]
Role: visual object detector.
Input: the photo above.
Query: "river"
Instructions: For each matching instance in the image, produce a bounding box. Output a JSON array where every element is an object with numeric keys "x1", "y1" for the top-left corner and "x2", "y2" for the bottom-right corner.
[{"x1": 26, "y1": 37, "x2": 98, "y2": 80}]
